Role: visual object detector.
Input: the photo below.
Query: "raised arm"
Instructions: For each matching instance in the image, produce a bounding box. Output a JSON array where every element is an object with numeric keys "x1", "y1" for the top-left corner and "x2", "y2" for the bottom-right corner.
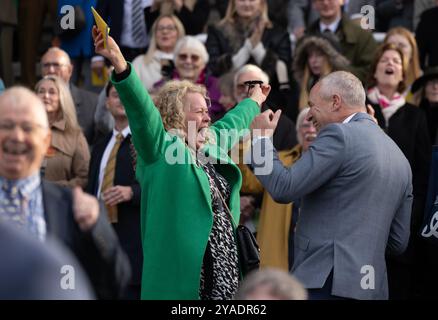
[
  {"x1": 92, "y1": 26, "x2": 167, "y2": 164},
  {"x1": 211, "y1": 84, "x2": 270, "y2": 152},
  {"x1": 250, "y1": 123, "x2": 345, "y2": 203}
]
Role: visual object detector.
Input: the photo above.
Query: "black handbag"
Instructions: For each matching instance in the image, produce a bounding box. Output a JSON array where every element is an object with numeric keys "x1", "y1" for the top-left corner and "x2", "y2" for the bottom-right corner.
[
  {"x1": 236, "y1": 225, "x2": 261, "y2": 276},
  {"x1": 213, "y1": 183, "x2": 260, "y2": 277}
]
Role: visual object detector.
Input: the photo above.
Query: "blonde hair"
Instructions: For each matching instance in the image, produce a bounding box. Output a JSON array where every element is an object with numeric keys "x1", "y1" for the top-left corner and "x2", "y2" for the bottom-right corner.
[
  {"x1": 219, "y1": 0, "x2": 272, "y2": 28},
  {"x1": 35, "y1": 75, "x2": 81, "y2": 133},
  {"x1": 384, "y1": 27, "x2": 422, "y2": 88},
  {"x1": 142, "y1": 14, "x2": 185, "y2": 65},
  {"x1": 155, "y1": 80, "x2": 210, "y2": 135}
]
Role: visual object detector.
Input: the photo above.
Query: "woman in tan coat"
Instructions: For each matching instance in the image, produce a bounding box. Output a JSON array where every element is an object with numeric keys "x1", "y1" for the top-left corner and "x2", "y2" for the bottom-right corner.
[{"x1": 35, "y1": 75, "x2": 90, "y2": 188}]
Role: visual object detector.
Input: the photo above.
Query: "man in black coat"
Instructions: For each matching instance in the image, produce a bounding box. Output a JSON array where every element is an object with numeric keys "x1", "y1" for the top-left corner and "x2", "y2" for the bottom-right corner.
[
  {"x1": 86, "y1": 81, "x2": 142, "y2": 299},
  {"x1": 305, "y1": 0, "x2": 377, "y2": 84},
  {"x1": 0, "y1": 86, "x2": 130, "y2": 299}
]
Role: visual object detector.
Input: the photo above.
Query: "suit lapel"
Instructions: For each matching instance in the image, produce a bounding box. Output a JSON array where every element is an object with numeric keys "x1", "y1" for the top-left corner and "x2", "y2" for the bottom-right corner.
[
  {"x1": 42, "y1": 181, "x2": 69, "y2": 243},
  {"x1": 69, "y1": 84, "x2": 85, "y2": 122},
  {"x1": 90, "y1": 134, "x2": 113, "y2": 195},
  {"x1": 69, "y1": 84, "x2": 82, "y2": 106}
]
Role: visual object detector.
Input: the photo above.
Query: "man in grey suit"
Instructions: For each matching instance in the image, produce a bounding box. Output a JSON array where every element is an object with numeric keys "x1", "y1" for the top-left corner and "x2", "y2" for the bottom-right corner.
[
  {"x1": 41, "y1": 47, "x2": 98, "y2": 145},
  {"x1": 248, "y1": 71, "x2": 413, "y2": 300}
]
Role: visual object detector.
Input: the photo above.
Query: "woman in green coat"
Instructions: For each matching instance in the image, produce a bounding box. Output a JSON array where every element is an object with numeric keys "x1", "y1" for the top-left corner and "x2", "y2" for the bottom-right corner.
[{"x1": 93, "y1": 26, "x2": 271, "y2": 300}]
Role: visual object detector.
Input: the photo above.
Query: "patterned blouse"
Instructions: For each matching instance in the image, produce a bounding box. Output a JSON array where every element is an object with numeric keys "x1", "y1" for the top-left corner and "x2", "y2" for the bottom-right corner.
[{"x1": 198, "y1": 158, "x2": 240, "y2": 300}]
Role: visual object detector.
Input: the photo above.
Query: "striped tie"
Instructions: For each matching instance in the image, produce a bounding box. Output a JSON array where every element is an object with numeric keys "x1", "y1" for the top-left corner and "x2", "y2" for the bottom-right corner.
[
  {"x1": 131, "y1": 0, "x2": 147, "y2": 46},
  {"x1": 101, "y1": 133, "x2": 124, "y2": 223}
]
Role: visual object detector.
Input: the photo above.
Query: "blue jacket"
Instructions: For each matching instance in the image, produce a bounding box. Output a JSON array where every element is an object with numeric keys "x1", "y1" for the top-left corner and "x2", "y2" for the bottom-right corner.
[{"x1": 58, "y1": 0, "x2": 97, "y2": 58}]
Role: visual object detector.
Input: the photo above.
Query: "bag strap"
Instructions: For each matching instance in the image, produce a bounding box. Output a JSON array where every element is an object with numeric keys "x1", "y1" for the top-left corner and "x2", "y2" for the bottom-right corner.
[{"x1": 209, "y1": 174, "x2": 238, "y2": 229}]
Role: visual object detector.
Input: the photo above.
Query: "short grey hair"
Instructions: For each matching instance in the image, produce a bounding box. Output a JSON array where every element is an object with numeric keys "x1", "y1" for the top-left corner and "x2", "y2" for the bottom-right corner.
[
  {"x1": 318, "y1": 71, "x2": 366, "y2": 108},
  {"x1": 174, "y1": 36, "x2": 209, "y2": 64},
  {"x1": 233, "y1": 64, "x2": 270, "y2": 86},
  {"x1": 234, "y1": 268, "x2": 308, "y2": 300}
]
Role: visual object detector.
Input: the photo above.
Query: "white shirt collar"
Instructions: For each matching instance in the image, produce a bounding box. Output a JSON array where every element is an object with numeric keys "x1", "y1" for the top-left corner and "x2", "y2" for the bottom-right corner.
[
  {"x1": 319, "y1": 15, "x2": 342, "y2": 33},
  {"x1": 113, "y1": 126, "x2": 131, "y2": 139},
  {"x1": 342, "y1": 113, "x2": 358, "y2": 123}
]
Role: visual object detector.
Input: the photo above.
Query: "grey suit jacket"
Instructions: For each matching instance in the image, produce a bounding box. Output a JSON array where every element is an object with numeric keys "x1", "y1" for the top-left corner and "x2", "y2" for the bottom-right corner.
[
  {"x1": 70, "y1": 84, "x2": 98, "y2": 145},
  {"x1": 251, "y1": 113, "x2": 412, "y2": 299}
]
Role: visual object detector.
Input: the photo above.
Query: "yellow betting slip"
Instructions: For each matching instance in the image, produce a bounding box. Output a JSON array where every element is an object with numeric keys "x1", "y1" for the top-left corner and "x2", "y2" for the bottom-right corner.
[{"x1": 91, "y1": 6, "x2": 110, "y2": 49}]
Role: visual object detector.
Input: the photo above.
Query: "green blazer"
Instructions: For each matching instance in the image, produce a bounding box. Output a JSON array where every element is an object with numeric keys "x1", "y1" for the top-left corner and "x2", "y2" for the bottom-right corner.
[{"x1": 112, "y1": 65, "x2": 260, "y2": 299}]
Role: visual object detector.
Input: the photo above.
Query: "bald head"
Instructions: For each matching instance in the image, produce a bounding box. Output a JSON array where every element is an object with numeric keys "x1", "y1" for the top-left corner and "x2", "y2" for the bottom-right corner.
[
  {"x1": 41, "y1": 47, "x2": 73, "y2": 83},
  {"x1": 0, "y1": 86, "x2": 51, "y2": 180},
  {"x1": 0, "y1": 87, "x2": 49, "y2": 128}
]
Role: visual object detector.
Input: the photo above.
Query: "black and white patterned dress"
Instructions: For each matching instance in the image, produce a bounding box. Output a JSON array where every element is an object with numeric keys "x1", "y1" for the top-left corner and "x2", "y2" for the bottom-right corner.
[{"x1": 198, "y1": 159, "x2": 240, "y2": 300}]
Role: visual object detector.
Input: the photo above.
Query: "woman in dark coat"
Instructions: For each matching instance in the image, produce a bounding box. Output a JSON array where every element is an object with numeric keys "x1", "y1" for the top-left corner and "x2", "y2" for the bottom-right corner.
[
  {"x1": 410, "y1": 66, "x2": 438, "y2": 299},
  {"x1": 412, "y1": 66, "x2": 438, "y2": 145},
  {"x1": 148, "y1": 0, "x2": 210, "y2": 35},
  {"x1": 367, "y1": 42, "x2": 431, "y2": 299}
]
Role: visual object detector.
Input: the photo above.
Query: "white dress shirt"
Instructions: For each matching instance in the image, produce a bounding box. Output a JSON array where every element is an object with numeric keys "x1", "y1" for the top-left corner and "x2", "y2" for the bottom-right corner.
[
  {"x1": 319, "y1": 15, "x2": 342, "y2": 33},
  {"x1": 120, "y1": 0, "x2": 152, "y2": 48},
  {"x1": 97, "y1": 126, "x2": 131, "y2": 198},
  {"x1": 342, "y1": 113, "x2": 358, "y2": 123}
]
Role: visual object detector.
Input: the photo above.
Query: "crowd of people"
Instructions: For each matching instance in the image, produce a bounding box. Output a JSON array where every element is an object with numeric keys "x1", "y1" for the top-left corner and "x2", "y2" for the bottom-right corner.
[{"x1": 1, "y1": 0, "x2": 438, "y2": 300}]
